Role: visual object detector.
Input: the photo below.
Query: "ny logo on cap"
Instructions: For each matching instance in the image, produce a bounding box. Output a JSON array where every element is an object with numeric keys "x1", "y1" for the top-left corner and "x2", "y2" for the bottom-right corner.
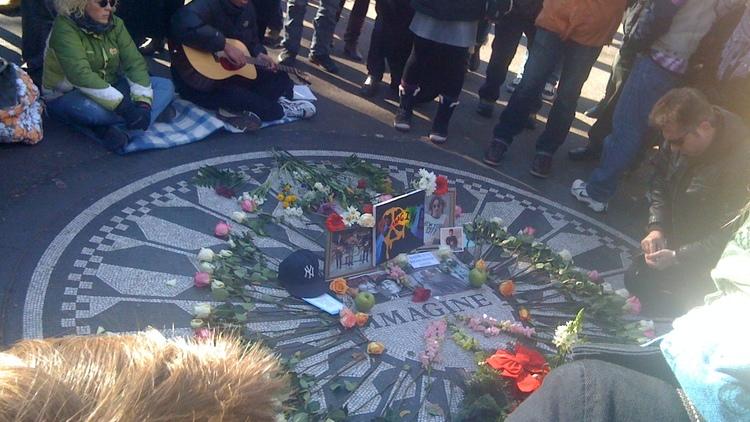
[{"x1": 303, "y1": 265, "x2": 315, "y2": 279}]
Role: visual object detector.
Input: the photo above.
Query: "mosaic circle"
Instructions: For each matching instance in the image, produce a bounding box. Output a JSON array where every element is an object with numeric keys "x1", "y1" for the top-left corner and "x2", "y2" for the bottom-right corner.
[{"x1": 23, "y1": 150, "x2": 638, "y2": 420}]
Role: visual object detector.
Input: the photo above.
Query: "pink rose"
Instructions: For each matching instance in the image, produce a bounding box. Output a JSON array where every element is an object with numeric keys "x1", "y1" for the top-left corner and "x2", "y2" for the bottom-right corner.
[
  {"x1": 454, "y1": 205, "x2": 463, "y2": 219},
  {"x1": 339, "y1": 307, "x2": 357, "y2": 329},
  {"x1": 194, "y1": 272, "x2": 211, "y2": 288},
  {"x1": 522, "y1": 226, "x2": 536, "y2": 237},
  {"x1": 377, "y1": 194, "x2": 393, "y2": 203},
  {"x1": 214, "y1": 221, "x2": 231, "y2": 238},
  {"x1": 587, "y1": 270, "x2": 603, "y2": 284},
  {"x1": 623, "y1": 296, "x2": 642, "y2": 315},
  {"x1": 240, "y1": 199, "x2": 256, "y2": 213},
  {"x1": 194, "y1": 327, "x2": 212, "y2": 341},
  {"x1": 643, "y1": 329, "x2": 656, "y2": 339}
]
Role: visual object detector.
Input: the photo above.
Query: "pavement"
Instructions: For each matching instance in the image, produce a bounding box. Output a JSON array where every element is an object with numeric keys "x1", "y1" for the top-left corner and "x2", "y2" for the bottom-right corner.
[{"x1": 0, "y1": 3, "x2": 652, "y2": 347}]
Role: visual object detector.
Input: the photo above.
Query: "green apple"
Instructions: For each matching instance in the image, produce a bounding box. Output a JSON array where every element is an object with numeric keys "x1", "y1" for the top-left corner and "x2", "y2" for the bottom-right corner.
[
  {"x1": 355, "y1": 291, "x2": 376, "y2": 312},
  {"x1": 469, "y1": 268, "x2": 488, "y2": 288}
]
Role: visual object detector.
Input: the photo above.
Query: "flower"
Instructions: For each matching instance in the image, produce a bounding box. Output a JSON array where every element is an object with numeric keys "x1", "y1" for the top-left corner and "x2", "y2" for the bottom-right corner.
[
  {"x1": 434, "y1": 175, "x2": 449, "y2": 195},
  {"x1": 388, "y1": 263, "x2": 407, "y2": 281},
  {"x1": 281, "y1": 206, "x2": 304, "y2": 220},
  {"x1": 639, "y1": 320, "x2": 656, "y2": 339},
  {"x1": 490, "y1": 217, "x2": 504, "y2": 226},
  {"x1": 313, "y1": 182, "x2": 331, "y2": 194},
  {"x1": 420, "y1": 320, "x2": 447, "y2": 369},
  {"x1": 240, "y1": 199, "x2": 256, "y2": 213},
  {"x1": 552, "y1": 312, "x2": 584, "y2": 354},
  {"x1": 218, "y1": 249, "x2": 233, "y2": 258},
  {"x1": 339, "y1": 307, "x2": 357, "y2": 329},
  {"x1": 474, "y1": 259, "x2": 488, "y2": 272},
  {"x1": 499, "y1": 280, "x2": 515, "y2": 297},
  {"x1": 614, "y1": 288, "x2": 630, "y2": 298},
  {"x1": 326, "y1": 213, "x2": 346, "y2": 232},
  {"x1": 194, "y1": 272, "x2": 211, "y2": 288},
  {"x1": 215, "y1": 185, "x2": 235, "y2": 198},
  {"x1": 367, "y1": 341, "x2": 385, "y2": 355},
  {"x1": 601, "y1": 282, "x2": 614, "y2": 295},
  {"x1": 329, "y1": 278, "x2": 348, "y2": 295},
  {"x1": 193, "y1": 303, "x2": 212, "y2": 318},
  {"x1": 227, "y1": 239, "x2": 236, "y2": 248},
  {"x1": 358, "y1": 213, "x2": 375, "y2": 228},
  {"x1": 241, "y1": 192, "x2": 265, "y2": 206},
  {"x1": 194, "y1": 327, "x2": 212, "y2": 341},
  {"x1": 377, "y1": 194, "x2": 393, "y2": 203},
  {"x1": 197, "y1": 248, "x2": 214, "y2": 262},
  {"x1": 394, "y1": 253, "x2": 409, "y2": 267},
  {"x1": 623, "y1": 296, "x2": 641, "y2": 315},
  {"x1": 414, "y1": 169, "x2": 438, "y2": 196},
  {"x1": 355, "y1": 312, "x2": 369, "y2": 327},
  {"x1": 211, "y1": 280, "x2": 225, "y2": 290},
  {"x1": 454, "y1": 205, "x2": 463, "y2": 219},
  {"x1": 518, "y1": 307, "x2": 531, "y2": 322},
  {"x1": 486, "y1": 344, "x2": 549, "y2": 393},
  {"x1": 357, "y1": 179, "x2": 367, "y2": 189},
  {"x1": 412, "y1": 287, "x2": 431, "y2": 302},
  {"x1": 317, "y1": 202, "x2": 336, "y2": 216},
  {"x1": 214, "y1": 221, "x2": 231, "y2": 238},
  {"x1": 363, "y1": 203, "x2": 374, "y2": 214},
  {"x1": 342, "y1": 206, "x2": 361, "y2": 227},
  {"x1": 199, "y1": 262, "x2": 215, "y2": 274},
  {"x1": 437, "y1": 246, "x2": 452, "y2": 259},
  {"x1": 587, "y1": 270, "x2": 603, "y2": 284},
  {"x1": 190, "y1": 319, "x2": 204, "y2": 329},
  {"x1": 521, "y1": 226, "x2": 536, "y2": 237},
  {"x1": 558, "y1": 249, "x2": 573, "y2": 263}
]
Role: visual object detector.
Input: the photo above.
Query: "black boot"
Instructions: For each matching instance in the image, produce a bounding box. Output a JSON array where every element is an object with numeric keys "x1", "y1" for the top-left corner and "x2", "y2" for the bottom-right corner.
[
  {"x1": 429, "y1": 96, "x2": 458, "y2": 144},
  {"x1": 394, "y1": 85, "x2": 417, "y2": 132}
]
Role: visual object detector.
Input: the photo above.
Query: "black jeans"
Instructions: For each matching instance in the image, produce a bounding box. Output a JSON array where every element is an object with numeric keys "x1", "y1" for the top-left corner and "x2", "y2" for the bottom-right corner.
[
  {"x1": 336, "y1": 0, "x2": 370, "y2": 45},
  {"x1": 254, "y1": 0, "x2": 284, "y2": 39},
  {"x1": 402, "y1": 35, "x2": 469, "y2": 100},
  {"x1": 365, "y1": 0, "x2": 414, "y2": 87},
  {"x1": 21, "y1": 0, "x2": 56, "y2": 83},
  {"x1": 507, "y1": 360, "x2": 689, "y2": 422},
  {"x1": 174, "y1": 69, "x2": 293, "y2": 121},
  {"x1": 625, "y1": 255, "x2": 716, "y2": 318}
]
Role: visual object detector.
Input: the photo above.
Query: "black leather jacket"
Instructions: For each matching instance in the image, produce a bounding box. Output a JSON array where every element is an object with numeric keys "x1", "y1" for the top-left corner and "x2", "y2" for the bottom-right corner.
[{"x1": 649, "y1": 107, "x2": 750, "y2": 266}]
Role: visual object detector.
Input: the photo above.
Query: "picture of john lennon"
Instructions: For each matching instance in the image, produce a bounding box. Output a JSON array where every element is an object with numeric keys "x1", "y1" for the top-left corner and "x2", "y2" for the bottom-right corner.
[
  {"x1": 409, "y1": 266, "x2": 467, "y2": 297},
  {"x1": 326, "y1": 226, "x2": 374, "y2": 279}
]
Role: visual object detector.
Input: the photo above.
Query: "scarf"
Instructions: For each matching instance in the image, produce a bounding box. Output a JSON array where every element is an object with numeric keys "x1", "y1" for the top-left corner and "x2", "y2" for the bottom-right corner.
[{"x1": 72, "y1": 12, "x2": 114, "y2": 35}]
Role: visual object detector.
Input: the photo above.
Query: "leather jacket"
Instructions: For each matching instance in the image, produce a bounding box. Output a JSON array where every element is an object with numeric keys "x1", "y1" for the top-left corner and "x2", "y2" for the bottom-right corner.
[{"x1": 648, "y1": 107, "x2": 750, "y2": 267}]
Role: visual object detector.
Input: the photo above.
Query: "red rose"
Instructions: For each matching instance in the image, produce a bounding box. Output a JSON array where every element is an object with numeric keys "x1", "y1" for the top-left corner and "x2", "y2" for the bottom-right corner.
[
  {"x1": 435, "y1": 175, "x2": 449, "y2": 196},
  {"x1": 215, "y1": 185, "x2": 235, "y2": 198},
  {"x1": 363, "y1": 204, "x2": 374, "y2": 214},
  {"x1": 326, "y1": 213, "x2": 346, "y2": 232},
  {"x1": 486, "y1": 344, "x2": 549, "y2": 394},
  {"x1": 412, "y1": 287, "x2": 431, "y2": 303},
  {"x1": 357, "y1": 179, "x2": 368, "y2": 189}
]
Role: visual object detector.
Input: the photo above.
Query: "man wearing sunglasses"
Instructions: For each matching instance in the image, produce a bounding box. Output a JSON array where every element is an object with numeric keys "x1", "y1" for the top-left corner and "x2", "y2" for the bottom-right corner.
[{"x1": 618, "y1": 88, "x2": 750, "y2": 317}]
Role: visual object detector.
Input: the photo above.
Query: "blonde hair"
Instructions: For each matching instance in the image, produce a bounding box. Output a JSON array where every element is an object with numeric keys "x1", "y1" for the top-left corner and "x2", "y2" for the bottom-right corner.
[
  {"x1": 0, "y1": 331, "x2": 290, "y2": 421},
  {"x1": 649, "y1": 87, "x2": 715, "y2": 130},
  {"x1": 54, "y1": 0, "x2": 90, "y2": 17}
]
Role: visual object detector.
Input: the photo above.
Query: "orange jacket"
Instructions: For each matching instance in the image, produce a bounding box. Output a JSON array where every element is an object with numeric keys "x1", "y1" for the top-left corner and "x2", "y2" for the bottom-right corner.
[{"x1": 535, "y1": 0, "x2": 628, "y2": 47}]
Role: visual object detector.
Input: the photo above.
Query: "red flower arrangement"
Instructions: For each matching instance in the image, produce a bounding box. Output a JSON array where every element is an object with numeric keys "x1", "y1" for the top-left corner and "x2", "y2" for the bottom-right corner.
[
  {"x1": 363, "y1": 203, "x2": 374, "y2": 214},
  {"x1": 326, "y1": 212, "x2": 346, "y2": 232},
  {"x1": 435, "y1": 175, "x2": 449, "y2": 196},
  {"x1": 485, "y1": 344, "x2": 549, "y2": 394},
  {"x1": 357, "y1": 179, "x2": 368, "y2": 189},
  {"x1": 412, "y1": 287, "x2": 431, "y2": 303}
]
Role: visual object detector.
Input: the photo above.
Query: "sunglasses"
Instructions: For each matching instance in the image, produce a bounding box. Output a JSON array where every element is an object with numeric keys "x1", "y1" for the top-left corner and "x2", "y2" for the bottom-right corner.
[
  {"x1": 96, "y1": 0, "x2": 117, "y2": 7},
  {"x1": 668, "y1": 129, "x2": 694, "y2": 147}
]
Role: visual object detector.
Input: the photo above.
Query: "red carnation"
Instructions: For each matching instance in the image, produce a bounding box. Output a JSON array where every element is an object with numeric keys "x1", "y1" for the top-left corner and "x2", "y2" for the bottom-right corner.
[
  {"x1": 326, "y1": 213, "x2": 346, "y2": 232},
  {"x1": 363, "y1": 204, "x2": 374, "y2": 214},
  {"x1": 412, "y1": 287, "x2": 431, "y2": 303},
  {"x1": 357, "y1": 179, "x2": 368, "y2": 189},
  {"x1": 435, "y1": 175, "x2": 449, "y2": 196},
  {"x1": 486, "y1": 344, "x2": 549, "y2": 394}
]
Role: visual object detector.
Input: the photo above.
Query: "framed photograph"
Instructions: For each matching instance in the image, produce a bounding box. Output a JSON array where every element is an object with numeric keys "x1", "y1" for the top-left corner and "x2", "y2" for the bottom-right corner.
[
  {"x1": 374, "y1": 190, "x2": 426, "y2": 266},
  {"x1": 325, "y1": 226, "x2": 375, "y2": 279},
  {"x1": 440, "y1": 226, "x2": 464, "y2": 252},
  {"x1": 423, "y1": 190, "x2": 456, "y2": 246}
]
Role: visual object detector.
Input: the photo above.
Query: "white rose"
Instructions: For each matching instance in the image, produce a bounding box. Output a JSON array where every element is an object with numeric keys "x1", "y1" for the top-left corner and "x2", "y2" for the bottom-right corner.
[
  {"x1": 638, "y1": 319, "x2": 654, "y2": 331},
  {"x1": 614, "y1": 288, "x2": 630, "y2": 298},
  {"x1": 231, "y1": 211, "x2": 247, "y2": 223},
  {"x1": 199, "y1": 262, "x2": 215, "y2": 274},
  {"x1": 193, "y1": 303, "x2": 212, "y2": 319},
  {"x1": 211, "y1": 280, "x2": 225, "y2": 289},
  {"x1": 358, "y1": 213, "x2": 375, "y2": 228},
  {"x1": 437, "y1": 246, "x2": 452, "y2": 259},
  {"x1": 197, "y1": 248, "x2": 214, "y2": 262},
  {"x1": 558, "y1": 249, "x2": 573, "y2": 263},
  {"x1": 394, "y1": 253, "x2": 409, "y2": 266},
  {"x1": 490, "y1": 217, "x2": 504, "y2": 226},
  {"x1": 601, "y1": 282, "x2": 614, "y2": 294},
  {"x1": 190, "y1": 318, "x2": 205, "y2": 328},
  {"x1": 218, "y1": 249, "x2": 233, "y2": 258},
  {"x1": 342, "y1": 206, "x2": 361, "y2": 227},
  {"x1": 227, "y1": 239, "x2": 236, "y2": 248}
]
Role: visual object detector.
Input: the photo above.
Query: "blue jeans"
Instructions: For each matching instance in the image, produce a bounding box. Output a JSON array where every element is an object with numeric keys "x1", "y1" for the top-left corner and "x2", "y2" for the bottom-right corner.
[
  {"x1": 493, "y1": 29, "x2": 601, "y2": 154},
  {"x1": 586, "y1": 57, "x2": 678, "y2": 202},
  {"x1": 282, "y1": 0, "x2": 340, "y2": 57},
  {"x1": 47, "y1": 77, "x2": 175, "y2": 137}
]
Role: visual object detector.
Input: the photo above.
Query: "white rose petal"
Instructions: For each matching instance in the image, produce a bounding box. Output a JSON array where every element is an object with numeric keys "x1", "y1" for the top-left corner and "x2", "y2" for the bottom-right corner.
[
  {"x1": 394, "y1": 253, "x2": 409, "y2": 266},
  {"x1": 490, "y1": 217, "x2": 504, "y2": 226},
  {"x1": 199, "y1": 262, "x2": 215, "y2": 274},
  {"x1": 218, "y1": 249, "x2": 233, "y2": 258},
  {"x1": 437, "y1": 246, "x2": 452, "y2": 259},
  {"x1": 231, "y1": 211, "x2": 247, "y2": 223},
  {"x1": 614, "y1": 288, "x2": 630, "y2": 298},
  {"x1": 211, "y1": 280, "x2": 225, "y2": 290},
  {"x1": 559, "y1": 249, "x2": 573, "y2": 263},
  {"x1": 194, "y1": 303, "x2": 212, "y2": 319},
  {"x1": 638, "y1": 319, "x2": 655, "y2": 331},
  {"x1": 358, "y1": 213, "x2": 375, "y2": 228},
  {"x1": 190, "y1": 318, "x2": 205, "y2": 328},
  {"x1": 601, "y1": 282, "x2": 614, "y2": 294},
  {"x1": 197, "y1": 248, "x2": 214, "y2": 262},
  {"x1": 227, "y1": 239, "x2": 236, "y2": 248}
]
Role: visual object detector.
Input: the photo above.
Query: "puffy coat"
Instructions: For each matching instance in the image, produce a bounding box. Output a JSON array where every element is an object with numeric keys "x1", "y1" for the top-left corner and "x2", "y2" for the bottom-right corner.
[{"x1": 535, "y1": 0, "x2": 628, "y2": 47}]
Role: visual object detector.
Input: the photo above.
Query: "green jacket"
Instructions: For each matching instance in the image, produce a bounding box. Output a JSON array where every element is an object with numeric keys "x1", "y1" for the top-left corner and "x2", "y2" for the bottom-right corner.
[{"x1": 43, "y1": 15, "x2": 152, "y2": 110}]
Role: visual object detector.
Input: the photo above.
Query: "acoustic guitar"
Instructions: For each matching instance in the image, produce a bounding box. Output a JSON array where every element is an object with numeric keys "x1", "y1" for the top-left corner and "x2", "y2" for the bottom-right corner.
[{"x1": 180, "y1": 38, "x2": 309, "y2": 86}]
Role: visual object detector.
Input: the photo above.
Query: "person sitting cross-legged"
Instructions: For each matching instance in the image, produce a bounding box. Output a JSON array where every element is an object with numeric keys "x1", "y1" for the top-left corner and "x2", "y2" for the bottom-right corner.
[
  {"x1": 43, "y1": 0, "x2": 176, "y2": 151},
  {"x1": 577, "y1": 88, "x2": 750, "y2": 318},
  {"x1": 169, "y1": 0, "x2": 315, "y2": 132}
]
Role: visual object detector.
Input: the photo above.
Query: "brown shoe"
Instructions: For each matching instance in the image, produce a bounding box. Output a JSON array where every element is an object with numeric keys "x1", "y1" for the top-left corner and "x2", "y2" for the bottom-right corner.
[
  {"x1": 217, "y1": 109, "x2": 262, "y2": 132},
  {"x1": 529, "y1": 153, "x2": 553, "y2": 178},
  {"x1": 483, "y1": 140, "x2": 508, "y2": 166}
]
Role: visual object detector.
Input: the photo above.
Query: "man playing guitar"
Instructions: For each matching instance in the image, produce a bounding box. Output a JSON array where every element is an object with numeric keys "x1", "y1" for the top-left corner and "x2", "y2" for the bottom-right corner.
[{"x1": 169, "y1": 0, "x2": 315, "y2": 131}]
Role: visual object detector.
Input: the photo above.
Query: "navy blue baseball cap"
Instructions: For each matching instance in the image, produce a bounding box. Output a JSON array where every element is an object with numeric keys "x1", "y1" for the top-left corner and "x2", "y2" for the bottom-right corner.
[{"x1": 278, "y1": 250, "x2": 327, "y2": 298}]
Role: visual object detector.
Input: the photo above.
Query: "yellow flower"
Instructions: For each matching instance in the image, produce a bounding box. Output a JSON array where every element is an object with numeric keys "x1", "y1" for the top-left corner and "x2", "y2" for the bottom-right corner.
[
  {"x1": 329, "y1": 278, "x2": 348, "y2": 295},
  {"x1": 475, "y1": 259, "x2": 488, "y2": 272},
  {"x1": 367, "y1": 341, "x2": 386, "y2": 355},
  {"x1": 355, "y1": 312, "x2": 369, "y2": 327},
  {"x1": 276, "y1": 192, "x2": 286, "y2": 201},
  {"x1": 286, "y1": 194, "x2": 297, "y2": 203}
]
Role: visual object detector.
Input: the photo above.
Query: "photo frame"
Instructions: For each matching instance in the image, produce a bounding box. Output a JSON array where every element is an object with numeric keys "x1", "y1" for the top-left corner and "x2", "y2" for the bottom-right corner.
[
  {"x1": 373, "y1": 190, "x2": 426, "y2": 266},
  {"x1": 440, "y1": 226, "x2": 464, "y2": 252},
  {"x1": 423, "y1": 189, "x2": 456, "y2": 246},
  {"x1": 325, "y1": 226, "x2": 375, "y2": 279}
]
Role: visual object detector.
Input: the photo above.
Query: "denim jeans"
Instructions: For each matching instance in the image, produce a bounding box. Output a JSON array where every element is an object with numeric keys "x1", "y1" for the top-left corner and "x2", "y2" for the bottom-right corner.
[
  {"x1": 47, "y1": 76, "x2": 175, "y2": 137},
  {"x1": 586, "y1": 56, "x2": 678, "y2": 202},
  {"x1": 507, "y1": 360, "x2": 689, "y2": 422},
  {"x1": 282, "y1": 0, "x2": 341, "y2": 57},
  {"x1": 492, "y1": 29, "x2": 601, "y2": 154}
]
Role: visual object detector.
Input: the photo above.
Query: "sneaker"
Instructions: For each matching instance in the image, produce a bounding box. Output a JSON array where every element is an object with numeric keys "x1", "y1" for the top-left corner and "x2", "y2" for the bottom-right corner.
[
  {"x1": 277, "y1": 51, "x2": 297, "y2": 67},
  {"x1": 360, "y1": 75, "x2": 381, "y2": 98},
  {"x1": 95, "y1": 126, "x2": 130, "y2": 152},
  {"x1": 217, "y1": 108, "x2": 262, "y2": 131},
  {"x1": 506, "y1": 74, "x2": 522, "y2": 93},
  {"x1": 308, "y1": 54, "x2": 339, "y2": 74},
  {"x1": 584, "y1": 103, "x2": 603, "y2": 118},
  {"x1": 469, "y1": 47, "x2": 481, "y2": 71},
  {"x1": 542, "y1": 82, "x2": 556, "y2": 101},
  {"x1": 278, "y1": 98, "x2": 316, "y2": 119},
  {"x1": 529, "y1": 153, "x2": 553, "y2": 178},
  {"x1": 393, "y1": 109, "x2": 411, "y2": 131},
  {"x1": 570, "y1": 179, "x2": 608, "y2": 212},
  {"x1": 483, "y1": 140, "x2": 508, "y2": 166},
  {"x1": 343, "y1": 43, "x2": 363, "y2": 61},
  {"x1": 476, "y1": 98, "x2": 494, "y2": 118}
]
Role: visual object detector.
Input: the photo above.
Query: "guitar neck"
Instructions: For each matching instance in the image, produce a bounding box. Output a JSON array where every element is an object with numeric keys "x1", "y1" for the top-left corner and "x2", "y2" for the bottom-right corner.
[{"x1": 246, "y1": 56, "x2": 296, "y2": 74}]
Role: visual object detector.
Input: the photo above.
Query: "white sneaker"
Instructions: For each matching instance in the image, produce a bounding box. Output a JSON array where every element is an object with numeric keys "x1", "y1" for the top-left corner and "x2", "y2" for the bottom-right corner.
[
  {"x1": 506, "y1": 74, "x2": 523, "y2": 93},
  {"x1": 278, "y1": 98, "x2": 316, "y2": 119},
  {"x1": 542, "y1": 82, "x2": 557, "y2": 101},
  {"x1": 571, "y1": 179, "x2": 607, "y2": 212}
]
